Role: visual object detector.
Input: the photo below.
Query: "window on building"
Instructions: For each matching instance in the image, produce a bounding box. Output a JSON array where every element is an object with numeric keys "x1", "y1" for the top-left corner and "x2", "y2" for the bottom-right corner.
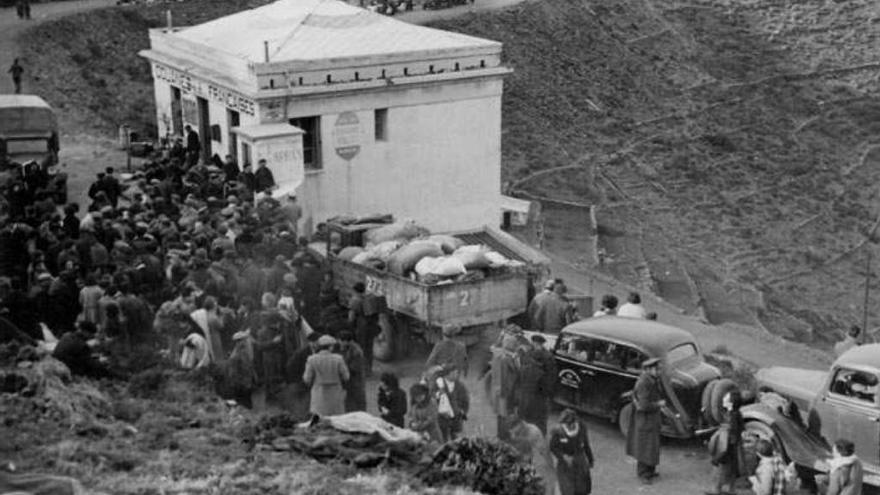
[
  {"x1": 289, "y1": 116, "x2": 322, "y2": 170},
  {"x1": 375, "y1": 108, "x2": 388, "y2": 142}
]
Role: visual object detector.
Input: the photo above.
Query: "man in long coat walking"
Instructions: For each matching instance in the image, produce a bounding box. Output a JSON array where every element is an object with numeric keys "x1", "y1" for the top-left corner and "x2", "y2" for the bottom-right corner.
[
  {"x1": 303, "y1": 335, "x2": 349, "y2": 416},
  {"x1": 625, "y1": 357, "x2": 665, "y2": 484}
]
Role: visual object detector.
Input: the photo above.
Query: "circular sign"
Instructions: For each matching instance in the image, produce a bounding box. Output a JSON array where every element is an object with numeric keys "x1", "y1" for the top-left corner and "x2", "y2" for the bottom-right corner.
[{"x1": 334, "y1": 111, "x2": 362, "y2": 161}]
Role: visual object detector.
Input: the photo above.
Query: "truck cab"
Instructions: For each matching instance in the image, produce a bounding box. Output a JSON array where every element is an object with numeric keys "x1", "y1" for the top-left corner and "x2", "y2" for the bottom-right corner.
[
  {"x1": 0, "y1": 95, "x2": 59, "y2": 168},
  {"x1": 0, "y1": 95, "x2": 66, "y2": 203},
  {"x1": 745, "y1": 343, "x2": 880, "y2": 486}
]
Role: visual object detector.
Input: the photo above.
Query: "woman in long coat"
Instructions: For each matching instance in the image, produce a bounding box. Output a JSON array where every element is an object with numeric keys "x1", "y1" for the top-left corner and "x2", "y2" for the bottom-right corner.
[
  {"x1": 303, "y1": 335, "x2": 349, "y2": 416},
  {"x1": 625, "y1": 357, "x2": 664, "y2": 482},
  {"x1": 549, "y1": 409, "x2": 594, "y2": 495}
]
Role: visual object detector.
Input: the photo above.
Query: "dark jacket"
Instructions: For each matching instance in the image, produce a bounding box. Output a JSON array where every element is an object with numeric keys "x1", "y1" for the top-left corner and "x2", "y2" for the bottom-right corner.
[
  {"x1": 378, "y1": 386, "x2": 407, "y2": 427},
  {"x1": 254, "y1": 166, "x2": 275, "y2": 193}
]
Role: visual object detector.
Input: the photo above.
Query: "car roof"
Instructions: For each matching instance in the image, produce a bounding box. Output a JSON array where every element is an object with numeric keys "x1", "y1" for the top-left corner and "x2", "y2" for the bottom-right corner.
[
  {"x1": 836, "y1": 343, "x2": 880, "y2": 370},
  {"x1": 0, "y1": 95, "x2": 52, "y2": 109},
  {"x1": 559, "y1": 317, "x2": 696, "y2": 357}
]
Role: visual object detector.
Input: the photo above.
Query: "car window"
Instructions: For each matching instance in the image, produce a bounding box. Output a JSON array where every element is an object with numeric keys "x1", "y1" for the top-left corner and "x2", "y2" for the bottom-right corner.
[
  {"x1": 557, "y1": 334, "x2": 597, "y2": 363},
  {"x1": 666, "y1": 343, "x2": 698, "y2": 366},
  {"x1": 829, "y1": 368, "x2": 879, "y2": 404},
  {"x1": 556, "y1": 334, "x2": 646, "y2": 371}
]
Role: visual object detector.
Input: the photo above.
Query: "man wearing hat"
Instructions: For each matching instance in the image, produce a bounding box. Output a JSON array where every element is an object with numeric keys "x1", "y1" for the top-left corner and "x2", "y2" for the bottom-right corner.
[
  {"x1": 426, "y1": 324, "x2": 468, "y2": 377},
  {"x1": 528, "y1": 278, "x2": 569, "y2": 334},
  {"x1": 625, "y1": 357, "x2": 666, "y2": 484},
  {"x1": 303, "y1": 335, "x2": 350, "y2": 416},
  {"x1": 254, "y1": 158, "x2": 276, "y2": 194}
]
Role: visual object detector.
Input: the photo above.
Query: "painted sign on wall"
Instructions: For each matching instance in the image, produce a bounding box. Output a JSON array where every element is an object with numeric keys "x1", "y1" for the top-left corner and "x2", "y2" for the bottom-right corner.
[
  {"x1": 333, "y1": 111, "x2": 362, "y2": 161},
  {"x1": 153, "y1": 62, "x2": 255, "y2": 116}
]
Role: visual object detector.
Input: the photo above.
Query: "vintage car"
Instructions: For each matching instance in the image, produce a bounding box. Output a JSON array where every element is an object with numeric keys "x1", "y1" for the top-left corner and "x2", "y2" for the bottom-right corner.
[
  {"x1": 743, "y1": 343, "x2": 880, "y2": 486},
  {"x1": 547, "y1": 317, "x2": 724, "y2": 438}
]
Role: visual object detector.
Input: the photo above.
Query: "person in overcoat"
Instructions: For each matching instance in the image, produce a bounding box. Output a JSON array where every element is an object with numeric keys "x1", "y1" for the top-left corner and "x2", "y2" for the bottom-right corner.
[
  {"x1": 425, "y1": 324, "x2": 468, "y2": 377},
  {"x1": 337, "y1": 330, "x2": 367, "y2": 412},
  {"x1": 625, "y1": 357, "x2": 665, "y2": 483},
  {"x1": 549, "y1": 409, "x2": 594, "y2": 495},
  {"x1": 487, "y1": 333, "x2": 520, "y2": 440},
  {"x1": 303, "y1": 335, "x2": 349, "y2": 416}
]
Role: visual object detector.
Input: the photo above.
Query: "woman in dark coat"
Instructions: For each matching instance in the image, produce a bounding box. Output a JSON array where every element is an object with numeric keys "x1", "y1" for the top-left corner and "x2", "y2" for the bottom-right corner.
[{"x1": 549, "y1": 409, "x2": 595, "y2": 495}]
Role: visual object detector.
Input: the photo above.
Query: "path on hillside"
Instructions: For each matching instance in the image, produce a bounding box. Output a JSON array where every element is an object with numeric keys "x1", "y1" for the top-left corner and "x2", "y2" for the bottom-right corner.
[{"x1": 0, "y1": 0, "x2": 116, "y2": 94}]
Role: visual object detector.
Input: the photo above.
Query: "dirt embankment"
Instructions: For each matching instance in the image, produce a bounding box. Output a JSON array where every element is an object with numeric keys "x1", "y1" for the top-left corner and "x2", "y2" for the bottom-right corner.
[{"x1": 431, "y1": 0, "x2": 880, "y2": 348}]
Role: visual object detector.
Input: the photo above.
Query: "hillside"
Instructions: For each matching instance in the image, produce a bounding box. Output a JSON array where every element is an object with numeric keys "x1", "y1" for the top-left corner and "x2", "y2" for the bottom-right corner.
[
  {"x1": 18, "y1": 0, "x2": 271, "y2": 136},
  {"x1": 17, "y1": 0, "x2": 880, "y2": 346},
  {"x1": 431, "y1": 0, "x2": 880, "y2": 346}
]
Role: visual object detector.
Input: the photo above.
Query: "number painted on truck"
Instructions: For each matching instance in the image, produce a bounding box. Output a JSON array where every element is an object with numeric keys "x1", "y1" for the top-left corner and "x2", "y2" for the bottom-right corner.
[
  {"x1": 365, "y1": 275, "x2": 384, "y2": 296},
  {"x1": 459, "y1": 291, "x2": 471, "y2": 307}
]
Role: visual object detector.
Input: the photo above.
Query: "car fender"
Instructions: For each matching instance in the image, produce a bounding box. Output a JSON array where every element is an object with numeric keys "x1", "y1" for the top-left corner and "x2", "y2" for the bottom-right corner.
[{"x1": 742, "y1": 402, "x2": 831, "y2": 473}]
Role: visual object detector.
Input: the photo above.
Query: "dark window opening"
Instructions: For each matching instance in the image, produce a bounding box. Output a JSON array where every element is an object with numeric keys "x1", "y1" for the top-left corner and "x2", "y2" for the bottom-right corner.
[
  {"x1": 355, "y1": 72, "x2": 360, "y2": 81},
  {"x1": 480, "y1": 60, "x2": 486, "y2": 68},
  {"x1": 381, "y1": 69, "x2": 386, "y2": 79},
  {"x1": 454, "y1": 62, "x2": 460, "y2": 71},
  {"x1": 298, "y1": 77, "x2": 303, "y2": 85},
  {"x1": 375, "y1": 108, "x2": 388, "y2": 142},
  {"x1": 403, "y1": 67, "x2": 408, "y2": 76},
  {"x1": 269, "y1": 79, "x2": 275, "y2": 89},
  {"x1": 326, "y1": 74, "x2": 332, "y2": 83},
  {"x1": 289, "y1": 116, "x2": 322, "y2": 171},
  {"x1": 429, "y1": 65, "x2": 434, "y2": 73}
]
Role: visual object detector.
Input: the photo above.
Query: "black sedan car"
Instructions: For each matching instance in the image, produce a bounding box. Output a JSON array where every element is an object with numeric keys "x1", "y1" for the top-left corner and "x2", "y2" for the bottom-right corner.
[{"x1": 545, "y1": 317, "x2": 725, "y2": 438}]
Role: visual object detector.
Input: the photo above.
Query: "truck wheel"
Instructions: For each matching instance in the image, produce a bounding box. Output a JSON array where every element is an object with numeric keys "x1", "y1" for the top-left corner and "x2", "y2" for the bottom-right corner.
[
  {"x1": 617, "y1": 403, "x2": 633, "y2": 438},
  {"x1": 701, "y1": 379, "x2": 718, "y2": 424},
  {"x1": 710, "y1": 378, "x2": 739, "y2": 424}
]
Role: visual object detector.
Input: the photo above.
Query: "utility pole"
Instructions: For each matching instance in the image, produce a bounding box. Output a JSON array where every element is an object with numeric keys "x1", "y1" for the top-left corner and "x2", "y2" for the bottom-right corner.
[{"x1": 864, "y1": 247, "x2": 872, "y2": 335}]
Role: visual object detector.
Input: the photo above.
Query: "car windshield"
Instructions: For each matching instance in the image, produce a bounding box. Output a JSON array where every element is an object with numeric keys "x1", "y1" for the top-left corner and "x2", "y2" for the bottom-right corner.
[
  {"x1": 7, "y1": 139, "x2": 49, "y2": 155},
  {"x1": 666, "y1": 343, "x2": 698, "y2": 366}
]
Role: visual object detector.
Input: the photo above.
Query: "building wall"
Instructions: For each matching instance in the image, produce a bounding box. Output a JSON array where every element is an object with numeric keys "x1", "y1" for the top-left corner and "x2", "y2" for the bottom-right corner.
[{"x1": 258, "y1": 77, "x2": 504, "y2": 234}]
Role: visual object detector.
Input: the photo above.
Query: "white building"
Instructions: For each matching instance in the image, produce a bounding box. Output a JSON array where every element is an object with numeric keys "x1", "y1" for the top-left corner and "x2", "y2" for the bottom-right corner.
[{"x1": 140, "y1": 0, "x2": 512, "y2": 233}]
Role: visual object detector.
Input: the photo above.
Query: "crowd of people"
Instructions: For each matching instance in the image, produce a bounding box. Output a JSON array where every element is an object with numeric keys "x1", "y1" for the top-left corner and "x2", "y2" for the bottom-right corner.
[{"x1": 0, "y1": 140, "x2": 867, "y2": 495}]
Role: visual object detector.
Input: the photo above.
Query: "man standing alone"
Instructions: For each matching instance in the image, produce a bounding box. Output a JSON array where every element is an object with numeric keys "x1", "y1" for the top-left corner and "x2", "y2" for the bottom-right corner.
[
  {"x1": 9, "y1": 59, "x2": 24, "y2": 94},
  {"x1": 254, "y1": 158, "x2": 276, "y2": 194},
  {"x1": 625, "y1": 357, "x2": 665, "y2": 484}
]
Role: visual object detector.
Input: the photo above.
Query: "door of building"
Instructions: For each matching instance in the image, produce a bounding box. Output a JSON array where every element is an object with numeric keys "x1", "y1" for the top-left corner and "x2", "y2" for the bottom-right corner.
[
  {"x1": 227, "y1": 109, "x2": 240, "y2": 159},
  {"x1": 170, "y1": 86, "x2": 183, "y2": 138},
  {"x1": 197, "y1": 97, "x2": 211, "y2": 162}
]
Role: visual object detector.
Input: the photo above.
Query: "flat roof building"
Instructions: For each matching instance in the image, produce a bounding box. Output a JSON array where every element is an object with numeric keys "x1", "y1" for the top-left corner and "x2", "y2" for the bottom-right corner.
[{"x1": 140, "y1": 0, "x2": 511, "y2": 233}]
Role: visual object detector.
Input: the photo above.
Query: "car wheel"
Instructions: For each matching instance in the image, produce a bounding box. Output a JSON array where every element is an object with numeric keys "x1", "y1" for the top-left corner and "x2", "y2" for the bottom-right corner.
[
  {"x1": 710, "y1": 378, "x2": 739, "y2": 424},
  {"x1": 617, "y1": 403, "x2": 633, "y2": 438},
  {"x1": 701, "y1": 379, "x2": 718, "y2": 424}
]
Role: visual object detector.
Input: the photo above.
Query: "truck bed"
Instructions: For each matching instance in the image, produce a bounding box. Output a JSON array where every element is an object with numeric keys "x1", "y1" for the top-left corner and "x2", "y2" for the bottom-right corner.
[{"x1": 310, "y1": 226, "x2": 548, "y2": 328}]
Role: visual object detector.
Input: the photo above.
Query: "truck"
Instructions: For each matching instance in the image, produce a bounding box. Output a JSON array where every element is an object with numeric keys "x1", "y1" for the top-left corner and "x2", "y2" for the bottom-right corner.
[
  {"x1": 0, "y1": 95, "x2": 66, "y2": 203},
  {"x1": 310, "y1": 219, "x2": 551, "y2": 361},
  {"x1": 742, "y1": 343, "x2": 880, "y2": 486}
]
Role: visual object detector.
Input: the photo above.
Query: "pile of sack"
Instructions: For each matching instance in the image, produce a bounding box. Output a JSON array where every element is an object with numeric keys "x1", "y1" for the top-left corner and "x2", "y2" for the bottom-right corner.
[{"x1": 336, "y1": 221, "x2": 525, "y2": 283}]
